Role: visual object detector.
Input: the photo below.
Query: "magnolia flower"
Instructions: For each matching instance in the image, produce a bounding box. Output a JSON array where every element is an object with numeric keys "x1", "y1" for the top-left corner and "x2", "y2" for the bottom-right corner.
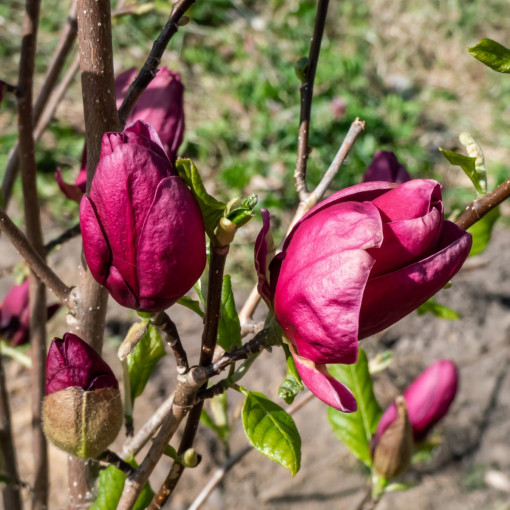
[
  {"x1": 255, "y1": 180, "x2": 471, "y2": 411},
  {"x1": 363, "y1": 151, "x2": 411, "y2": 184}
]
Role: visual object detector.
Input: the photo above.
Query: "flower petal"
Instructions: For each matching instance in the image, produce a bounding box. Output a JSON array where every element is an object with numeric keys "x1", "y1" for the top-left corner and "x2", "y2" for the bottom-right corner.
[
  {"x1": 55, "y1": 168, "x2": 85, "y2": 202},
  {"x1": 359, "y1": 221, "x2": 472, "y2": 339},
  {"x1": 254, "y1": 209, "x2": 274, "y2": 306},
  {"x1": 363, "y1": 151, "x2": 411, "y2": 184},
  {"x1": 292, "y1": 352, "x2": 357, "y2": 412}
]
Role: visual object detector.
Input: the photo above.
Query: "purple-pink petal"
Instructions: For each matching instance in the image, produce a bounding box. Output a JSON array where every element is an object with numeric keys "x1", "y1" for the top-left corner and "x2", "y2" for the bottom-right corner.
[
  {"x1": 46, "y1": 333, "x2": 118, "y2": 395},
  {"x1": 292, "y1": 353, "x2": 357, "y2": 412},
  {"x1": 363, "y1": 151, "x2": 411, "y2": 184},
  {"x1": 254, "y1": 209, "x2": 273, "y2": 306}
]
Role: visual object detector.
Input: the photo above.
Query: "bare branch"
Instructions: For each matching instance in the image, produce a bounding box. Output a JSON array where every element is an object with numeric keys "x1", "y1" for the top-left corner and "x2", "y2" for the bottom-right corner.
[
  {"x1": 0, "y1": 207, "x2": 73, "y2": 305},
  {"x1": 117, "y1": 0, "x2": 197, "y2": 124},
  {"x1": 456, "y1": 177, "x2": 510, "y2": 230},
  {"x1": 152, "y1": 312, "x2": 189, "y2": 374},
  {"x1": 294, "y1": 0, "x2": 330, "y2": 201}
]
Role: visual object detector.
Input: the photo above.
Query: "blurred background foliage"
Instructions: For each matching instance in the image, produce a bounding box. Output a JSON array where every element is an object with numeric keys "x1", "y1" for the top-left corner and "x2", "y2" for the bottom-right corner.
[{"x1": 0, "y1": 0, "x2": 509, "y2": 279}]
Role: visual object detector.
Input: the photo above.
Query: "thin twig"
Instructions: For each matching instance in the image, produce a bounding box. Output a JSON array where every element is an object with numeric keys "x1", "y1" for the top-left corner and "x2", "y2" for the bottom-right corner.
[
  {"x1": 0, "y1": 352, "x2": 22, "y2": 510},
  {"x1": 0, "y1": 81, "x2": 18, "y2": 96},
  {"x1": 293, "y1": 0, "x2": 330, "y2": 201},
  {"x1": 121, "y1": 393, "x2": 175, "y2": 459},
  {"x1": 152, "y1": 312, "x2": 189, "y2": 374},
  {"x1": 44, "y1": 222, "x2": 81, "y2": 255},
  {"x1": 0, "y1": 207, "x2": 73, "y2": 305},
  {"x1": 17, "y1": 0, "x2": 49, "y2": 505},
  {"x1": 97, "y1": 450, "x2": 135, "y2": 476},
  {"x1": 188, "y1": 392, "x2": 314, "y2": 510},
  {"x1": 147, "y1": 245, "x2": 230, "y2": 509},
  {"x1": 456, "y1": 176, "x2": 510, "y2": 230},
  {"x1": 117, "y1": 367, "x2": 208, "y2": 510},
  {"x1": 66, "y1": 0, "x2": 120, "y2": 506},
  {"x1": 239, "y1": 117, "x2": 365, "y2": 325},
  {"x1": 2, "y1": 1, "x2": 78, "y2": 207},
  {"x1": 117, "y1": 0, "x2": 197, "y2": 124}
]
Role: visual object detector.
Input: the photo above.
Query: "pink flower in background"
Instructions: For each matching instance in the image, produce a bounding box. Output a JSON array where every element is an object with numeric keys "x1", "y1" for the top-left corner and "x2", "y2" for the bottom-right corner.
[
  {"x1": 375, "y1": 359, "x2": 459, "y2": 442},
  {"x1": 330, "y1": 97, "x2": 347, "y2": 120},
  {"x1": 56, "y1": 66, "x2": 185, "y2": 202},
  {"x1": 363, "y1": 151, "x2": 411, "y2": 184},
  {"x1": 255, "y1": 180, "x2": 471, "y2": 412},
  {"x1": 80, "y1": 120, "x2": 206, "y2": 312},
  {"x1": 0, "y1": 279, "x2": 59, "y2": 346},
  {"x1": 45, "y1": 333, "x2": 118, "y2": 395}
]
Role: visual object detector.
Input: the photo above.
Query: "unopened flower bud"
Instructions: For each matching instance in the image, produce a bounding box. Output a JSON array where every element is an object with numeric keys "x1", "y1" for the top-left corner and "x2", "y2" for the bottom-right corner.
[
  {"x1": 372, "y1": 396, "x2": 413, "y2": 479},
  {"x1": 215, "y1": 217, "x2": 237, "y2": 246},
  {"x1": 182, "y1": 448, "x2": 199, "y2": 468},
  {"x1": 42, "y1": 333, "x2": 122, "y2": 458}
]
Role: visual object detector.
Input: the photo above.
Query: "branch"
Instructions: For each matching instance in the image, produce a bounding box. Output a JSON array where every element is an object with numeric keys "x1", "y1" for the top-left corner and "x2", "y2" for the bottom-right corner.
[
  {"x1": 147, "y1": 244, "x2": 230, "y2": 509},
  {"x1": 117, "y1": 0, "x2": 197, "y2": 124},
  {"x1": 44, "y1": 222, "x2": 81, "y2": 255},
  {"x1": 0, "y1": 352, "x2": 22, "y2": 510},
  {"x1": 293, "y1": 0, "x2": 330, "y2": 201},
  {"x1": 0, "y1": 207, "x2": 73, "y2": 305},
  {"x1": 67, "y1": 0, "x2": 120, "y2": 505},
  {"x1": 117, "y1": 367, "x2": 208, "y2": 510},
  {"x1": 121, "y1": 393, "x2": 175, "y2": 459},
  {"x1": 188, "y1": 392, "x2": 314, "y2": 510},
  {"x1": 96, "y1": 450, "x2": 135, "y2": 477},
  {"x1": 239, "y1": 117, "x2": 365, "y2": 325},
  {"x1": 152, "y1": 312, "x2": 189, "y2": 374},
  {"x1": 2, "y1": 1, "x2": 78, "y2": 207},
  {"x1": 456, "y1": 177, "x2": 510, "y2": 230}
]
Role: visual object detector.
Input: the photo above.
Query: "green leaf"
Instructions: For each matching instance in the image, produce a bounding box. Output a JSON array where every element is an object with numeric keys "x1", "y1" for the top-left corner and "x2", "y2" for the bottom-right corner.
[
  {"x1": 242, "y1": 391, "x2": 301, "y2": 475},
  {"x1": 327, "y1": 349, "x2": 382, "y2": 467},
  {"x1": 162, "y1": 444, "x2": 179, "y2": 460},
  {"x1": 468, "y1": 38, "x2": 510, "y2": 73},
  {"x1": 225, "y1": 194, "x2": 258, "y2": 227},
  {"x1": 90, "y1": 461, "x2": 154, "y2": 510},
  {"x1": 416, "y1": 297, "x2": 460, "y2": 320},
  {"x1": 177, "y1": 296, "x2": 205, "y2": 318},
  {"x1": 128, "y1": 324, "x2": 166, "y2": 401},
  {"x1": 439, "y1": 148, "x2": 483, "y2": 194},
  {"x1": 468, "y1": 206, "x2": 500, "y2": 256},
  {"x1": 175, "y1": 158, "x2": 226, "y2": 239},
  {"x1": 217, "y1": 275, "x2": 241, "y2": 351},
  {"x1": 278, "y1": 344, "x2": 304, "y2": 405}
]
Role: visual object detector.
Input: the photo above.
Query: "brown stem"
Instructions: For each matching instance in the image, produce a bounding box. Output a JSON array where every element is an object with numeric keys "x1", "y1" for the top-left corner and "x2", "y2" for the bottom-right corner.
[
  {"x1": 117, "y1": 367, "x2": 208, "y2": 510},
  {"x1": 293, "y1": 0, "x2": 330, "y2": 201},
  {"x1": 0, "y1": 352, "x2": 22, "y2": 510},
  {"x1": 117, "y1": 0, "x2": 197, "y2": 124},
  {"x1": 2, "y1": 1, "x2": 78, "y2": 208},
  {"x1": 188, "y1": 392, "x2": 314, "y2": 510},
  {"x1": 97, "y1": 450, "x2": 135, "y2": 476},
  {"x1": 44, "y1": 222, "x2": 81, "y2": 255},
  {"x1": 17, "y1": 0, "x2": 49, "y2": 506},
  {"x1": 0, "y1": 81, "x2": 18, "y2": 95},
  {"x1": 0, "y1": 207, "x2": 73, "y2": 305},
  {"x1": 66, "y1": 0, "x2": 120, "y2": 507},
  {"x1": 355, "y1": 488, "x2": 383, "y2": 510},
  {"x1": 147, "y1": 245, "x2": 229, "y2": 509},
  {"x1": 152, "y1": 312, "x2": 189, "y2": 374},
  {"x1": 456, "y1": 177, "x2": 510, "y2": 230},
  {"x1": 121, "y1": 393, "x2": 175, "y2": 459}
]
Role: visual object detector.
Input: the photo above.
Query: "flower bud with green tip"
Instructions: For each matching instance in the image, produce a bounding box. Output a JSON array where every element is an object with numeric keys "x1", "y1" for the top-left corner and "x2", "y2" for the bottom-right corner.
[{"x1": 42, "y1": 333, "x2": 123, "y2": 458}]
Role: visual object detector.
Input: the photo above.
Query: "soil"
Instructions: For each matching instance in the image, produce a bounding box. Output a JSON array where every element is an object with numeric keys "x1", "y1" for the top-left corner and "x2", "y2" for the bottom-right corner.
[{"x1": 2, "y1": 225, "x2": 510, "y2": 510}]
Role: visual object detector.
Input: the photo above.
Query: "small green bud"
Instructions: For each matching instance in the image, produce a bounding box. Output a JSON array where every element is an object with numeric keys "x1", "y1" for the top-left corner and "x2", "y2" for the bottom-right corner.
[
  {"x1": 182, "y1": 448, "x2": 199, "y2": 468},
  {"x1": 215, "y1": 217, "x2": 237, "y2": 246},
  {"x1": 294, "y1": 57, "x2": 309, "y2": 82}
]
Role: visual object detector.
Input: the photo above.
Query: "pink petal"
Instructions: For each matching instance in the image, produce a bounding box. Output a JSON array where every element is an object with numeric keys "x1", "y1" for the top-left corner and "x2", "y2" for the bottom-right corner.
[
  {"x1": 136, "y1": 176, "x2": 206, "y2": 312},
  {"x1": 106, "y1": 266, "x2": 139, "y2": 310},
  {"x1": 363, "y1": 151, "x2": 411, "y2": 184},
  {"x1": 254, "y1": 209, "x2": 273, "y2": 305},
  {"x1": 274, "y1": 201, "x2": 383, "y2": 365},
  {"x1": 359, "y1": 221, "x2": 472, "y2": 339},
  {"x1": 55, "y1": 168, "x2": 84, "y2": 203},
  {"x1": 292, "y1": 352, "x2": 357, "y2": 412}
]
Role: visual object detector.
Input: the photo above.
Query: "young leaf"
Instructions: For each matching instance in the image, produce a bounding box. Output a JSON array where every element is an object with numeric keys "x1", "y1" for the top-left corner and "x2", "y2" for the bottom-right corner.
[
  {"x1": 242, "y1": 390, "x2": 301, "y2": 475},
  {"x1": 416, "y1": 298, "x2": 461, "y2": 320},
  {"x1": 278, "y1": 344, "x2": 304, "y2": 404},
  {"x1": 328, "y1": 349, "x2": 382, "y2": 467},
  {"x1": 468, "y1": 38, "x2": 510, "y2": 73},
  {"x1": 175, "y1": 158, "x2": 226, "y2": 240},
  {"x1": 177, "y1": 296, "x2": 205, "y2": 318},
  {"x1": 439, "y1": 148, "x2": 483, "y2": 194},
  {"x1": 468, "y1": 206, "x2": 500, "y2": 256},
  {"x1": 225, "y1": 194, "x2": 258, "y2": 227},
  {"x1": 90, "y1": 461, "x2": 154, "y2": 510},
  {"x1": 217, "y1": 275, "x2": 241, "y2": 351},
  {"x1": 127, "y1": 323, "x2": 166, "y2": 400}
]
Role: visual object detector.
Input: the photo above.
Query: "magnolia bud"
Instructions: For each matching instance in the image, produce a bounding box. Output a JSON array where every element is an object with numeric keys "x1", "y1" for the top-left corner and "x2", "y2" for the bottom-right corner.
[
  {"x1": 372, "y1": 397, "x2": 413, "y2": 479},
  {"x1": 42, "y1": 333, "x2": 123, "y2": 458},
  {"x1": 182, "y1": 448, "x2": 199, "y2": 468}
]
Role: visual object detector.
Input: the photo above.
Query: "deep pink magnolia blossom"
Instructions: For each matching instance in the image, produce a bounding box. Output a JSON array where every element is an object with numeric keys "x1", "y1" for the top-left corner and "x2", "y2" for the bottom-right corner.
[
  {"x1": 363, "y1": 151, "x2": 411, "y2": 184},
  {"x1": 46, "y1": 333, "x2": 118, "y2": 395},
  {"x1": 0, "y1": 280, "x2": 59, "y2": 346},
  {"x1": 56, "y1": 66, "x2": 185, "y2": 201},
  {"x1": 376, "y1": 359, "x2": 458, "y2": 442},
  {"x1": 80, "y1": 120, "x2": 206, "y2": 312},
  {"x1": 255, "y1": 180, "x2": 471, "y2": 412}
]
